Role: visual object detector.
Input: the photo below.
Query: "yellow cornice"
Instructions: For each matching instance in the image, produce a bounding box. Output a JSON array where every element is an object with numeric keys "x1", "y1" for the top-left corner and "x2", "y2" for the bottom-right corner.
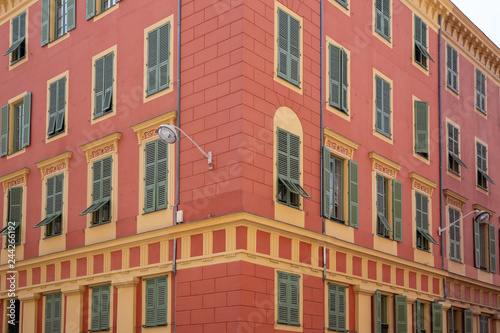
[
  {"x1": 369, "y1": 152, "x2": 402, "y2": 180},
  {"x1": 0, "y1": 167, "x2": 29, "y2": 192},
  {"x1": 400, "y1": 0, "x2": 453, "y2": 31},
  {"x1": 323, "y1": 128, "x2": 360, "y2": 160},
  {"x1": 131, "y1": 110, "x2": 177, "y2": 145},
  {"x1": 80, "y1": 132, "x2": 122, "y2": 162},
  {"x1": 409, "y1": 172, "x2": 437, "y2": 198},
  {"x1": 0, "y1": 0, "x2": 36, "y2": 26},
  {"x1": 35, "y1": 151, "x2": 72, "y2": 179},
  {"x1": 443, "y1": 189, "x2": 468, "y2": 204}
]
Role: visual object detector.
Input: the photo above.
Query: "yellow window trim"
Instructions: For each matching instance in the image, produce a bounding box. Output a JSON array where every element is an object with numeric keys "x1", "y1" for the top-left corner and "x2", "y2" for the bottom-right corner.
[
  {"x1": 87, "y1": 283, "x2": 115, "y2": 332},
  {"x1": 47, "y1": 32, "x2": 70, "y2": 48},
  {"x1": 131, "y1": 110, "x2": 177, "y2": 145},
  {"x1": 325, "y1": 37, "x2": 351, "y2": 121},
  {"x1": 372, "y1": 69, "x2": 394, "y2": 145},
  {"x1": 411, "y1": 13, "x2": 431, "y2": 76},
  {"x1": 369, "y1": 152, "x2": 401, "y2": 180},
  {"x1": 443, "y1": 189, "x2": 468, "y2": 210},
  {"x1": 93, "y1": 1, "x2": 119, "y2": 22},
  {"x1": 372, "y1": 0, "x2": 393, "y2": 48},
  {"x1": 471, "y1": 204, "x2": 495, "y2": 220},
  {"x1": 0, "y1": 0, "x2": 37, "y2": 26},
  {"x1": 400, "y1": 0, "x2": 443, "y2": 32},
  {"x1": 90, "y1": 45, "x2": 118, "y2": 125},
  {"x1": 445, "y1": 42, "x2": 460, "y2": 98},
  {"x1": 140, "y1": 274, "x2": 172, "y2": 332},
  {"x1": 412, "y1": 95, "x2": 430, "y2": 165},
  {"x1": 324, "y1": 128, "x2": 359, "y2": 161},
  {"x1": 5, "y1": 91, "x2": 28, "y2": 158},
  {"x1": 45, "y1": 71, "x2": 70, "y2": 143},
  {"x1": 409, "y1": 172, "x2": 437, "y2": 198},
  {"x1": 273, "y1": 1, "x2": 304, "y2": 95},
  {"x1": 8, "y1": 8, "x2": 29, "y2": 71},
  {"x1": 0, "y1": 167, "x2": 30, "y2": 193},
  {"x1": 143, "y1": 15, "x2": 175, "y2": 103},
  {"x1": 328, "y1": 0, "x2": 350, "y2": 17},
  {"x1": 274, "y1": 268, "x2": 304, "y2": 332}
]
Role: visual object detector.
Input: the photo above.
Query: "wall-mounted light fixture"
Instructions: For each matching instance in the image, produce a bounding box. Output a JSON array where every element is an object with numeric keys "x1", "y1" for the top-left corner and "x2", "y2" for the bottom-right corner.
[
  {"x1": 438, "y1": 209, "x2": 490, "y2": 235},
  {"x1": 158, "y1": 124, "x2": 212, "y2": 164}
]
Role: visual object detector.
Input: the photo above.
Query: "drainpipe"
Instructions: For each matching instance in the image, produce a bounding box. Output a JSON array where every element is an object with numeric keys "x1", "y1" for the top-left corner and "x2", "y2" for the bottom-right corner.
[{"x1": 320, "y1": 0, "x2": 326, "y2": 283}]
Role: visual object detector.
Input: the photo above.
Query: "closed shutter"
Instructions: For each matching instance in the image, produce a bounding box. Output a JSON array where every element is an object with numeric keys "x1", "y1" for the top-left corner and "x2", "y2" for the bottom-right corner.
[
  {"x1": 277, "y1": 271, "x2": 300, "y2": 326},
  {"x1": 45, "y1": 293, "x2": 61, "y2": 333},
  {"x1": 328, "y1": 283, "x2": 346, "y2": 331},
  {"x1": 341, "y1": 49, "x2": 348, "y2": 112},
  {"x1": 9, "y1": 187, "x2": 22, "y2": 245},
  {"x1": 86, "y1": 0, "x2": 95, "y2": 20},
  {"x1": 92, "y1": 159, "x2": 103, "y2": 204},
  {"x1": 464, "y1": 310, "x2": 473, "y2": 333},
  {"x1": 348, "y1": 160, "x2": 358, "y2": 228},
  {"x1": 392, "y1": 180, "x2": 403, "y2": 242},
  {"x1": 103, "y1": 53, "x2": 114, "y2": 113},
  {"x1": 277, "y1": 9, "x2": 300, "y2": 87},
  {"x1": 147, "y1": 28, "x2": 159, "y2": 95},
  {"x1": 277, "y1": 271, "x2": 288, "y2": 324},
  {"x1": 277, "y1": 9, "x2": 289, "y2": 81},
  {"x1": 489, "y1": 224, "x2": 496, "y2": 273},
  {"x1": 54, "y1": 174, "x2": 64, "y2": 214},
  {"x1": 329, "y1": 44, "x2": 341, "y2": 109},
  {"x1": 375, "y1": 76, "x2": 391, "y2": 137},
  {"x1": 156, "y1": 140, "x2": 168, "y2": 210},
  {"x1": 46, "y1": 176, "x2": 56, "y2": 217},
  {"x1": 100, "y1": 285, "x2": 110, "y2": 331},
  {"x1": 158, "y1": 23, "x2": 170, "y2": 92},
  {"x1": 45, "y1": 293, "x2": 53, "y2": 332},
  {"x1": 21, "y1": 92, "x2": 31, "y2": 148},
  {"x1": 67, "y1": 0, "x2": 76, "y2": 31},
  {"x1": 145, "y1": 278, "x2": 156, "y2": 326},
  {"x1": 41, "y1": 0, "x2": 50, "y2": 46},
  {"x1": 474, "y1": 220, "x2": 480, "y2": 268},
  {"x1": 289, "y1": 274, "x2": 300, "y2": 326},
  {"x1": 415, "y1": 300, "x2": 422, "y2": 333},
  {"x1": 101, "y1": 156, "x2": 112, "y2": 201},
  {"x1": 288, "y1": 16, "x2": 300, "y2": 86},
  {"x1": 449, "y1": 208, "x2": 461, "y2": 261},
  {"x1": 322, "y1": 146, "x2": 331, "y2": 219},
  {"x1": 144, "y1": 140, "x2": 168, "y2": 213},
  {"x1": 91, "y1": 286, "x2": 101, "y2": 331},
  {"x1": 432, "y1": 303, "x2": 443, "y2": 333},
  {"x1": 394, "y1": 295, "x2": 407, "y2": 333},
  {"x1": 375, "y1": 0, "x2": 391, "y2": 40},
  {"x1": 156, "y1": 275, "x2": 168, "y2": 326},
  {"x1": 414, "y1": 101, "x2": 428, "y2": 154},
  {"x1": 374, "y1": 290, "x2": 382, "y2": 333},
  {"x1": 144, "y1": 141, "x2": 157, "y2": 213},
  {"x1": 94, "y1": 53, "x2": 114, "y2": 118},
  {"x1": 1, "y1": 104, "x2": 8, "y2": 157}
]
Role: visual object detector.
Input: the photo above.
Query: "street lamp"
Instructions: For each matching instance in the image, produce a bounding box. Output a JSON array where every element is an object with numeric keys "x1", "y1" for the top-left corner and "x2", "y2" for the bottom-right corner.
[
  {"x1": 438, "y1": 210, "x2": 490, "y2": 235},
  {"x1": 158, "y1": 124, "x2": 212, "y2": 164}
]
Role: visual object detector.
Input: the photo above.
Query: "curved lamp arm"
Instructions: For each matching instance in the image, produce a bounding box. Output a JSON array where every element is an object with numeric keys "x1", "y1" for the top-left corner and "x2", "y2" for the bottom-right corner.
[
  {"x1": 439, "y1": 210, "x2": 489, "y2": 235},
  {"x1": 158, "y1": 124, "x2": 212, "y2": 164}
]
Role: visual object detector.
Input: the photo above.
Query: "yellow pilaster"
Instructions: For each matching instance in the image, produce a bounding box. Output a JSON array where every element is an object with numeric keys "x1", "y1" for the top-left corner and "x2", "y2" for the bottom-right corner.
[
  {"x1": 18, "y1": 292, "x2": 40, "y2": 332},
  {"x1": 113, "y1": 276, "x2": 139, "y2": 333},
  {"x1": 353, "y1": 285, "x2": 375, "y2": 332},
  {"x1": 62, "y1": 284, "x2": 85, "y2": 333}
]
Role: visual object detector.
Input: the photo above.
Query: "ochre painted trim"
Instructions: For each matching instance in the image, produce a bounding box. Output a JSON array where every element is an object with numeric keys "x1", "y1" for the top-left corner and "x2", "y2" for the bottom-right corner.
[
  {"x1": 369, "y1": 152, "x2": 401, "y2": 180},
  {"x1": 80, "y1": 132, "x2": 122, "y2": 163},
  {"x1": 409, "y1": 172, "x2": 437, "y2": 198},
  {"x1": 131, "y1": 110, "x2": 177, "y2": 145},
  {"x1": 443, "y1": 189, "x2": 468, "y2": 209},
  {"x1": 35, "y1": 151, "x2": 72, "y2": 179},
  {"x1": 328, "y1": 0, "x2": 350, "y2": 17},
  {"x1": 0, "y1": 167, "x2": 30, "y2": 192},
  {"x1": 323, "y1": 128, "x2": 359, "y2": 160}
]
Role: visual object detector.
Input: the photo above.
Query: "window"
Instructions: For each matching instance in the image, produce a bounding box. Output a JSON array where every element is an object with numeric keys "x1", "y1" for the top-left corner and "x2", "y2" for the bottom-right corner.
[
  {"x1": 414, "y1": 15, "x2": 433, "y2": 68},
  {"x1": 448, "y1": 208, "x2": 461, "y2": 262},
  {"x1": 463, "y1": 310, "x2": 473, "y2": 333},
  {"x1": 91, "y1": 285, "x2": 110, "y2": 332},
  {"x1": 476, "y1": 69, "x2": 486, "y2": 114},
  {"x1": 147, "y1": 23, "x2": 170, "y2": 96},
  {"x1": 7, "y1": 299, "x2": 20, "y2": 333},
  {"x1": 474, "y1": 220, "x2": 496, "y2": 273},
  {"x1": 479, "y1": 315, "x2": 489, "y2": 333},
  {"x1": 374, "y1": 291, "x2": 389, "y2": 333},
  {"x1": 45, "y1": 292, "x2": 62, "y2": 333},
  {"x1": 414, "y1": 101, "x2": 428, "y2": 158},
  {"x1": 41, "y1": 0, "x2": 75, "y2": 46},
  {"x1": 3, "y1": 12, "x2": 26, "y2": 65},
  {"x1": 414, "y1": 300, "x2": 425, "y2": 333},
  {"x1": 329, "y1": 44, "x2": 348, "y2": 113},
  {"x1": 375, "y1": 75, "x2": 391, "y2": 138},
  {"x1": 336, "y1": 0, "x2": 348, "y2": 9},
  {"x1": 446, "y1": 45, "x2": 458, "y2": 92},
  {"x1": 415, "y1": 301, "x2": 442, "y2": 333},
  {"x1": 80, "y1": 156, "x2": 112, "y2": 226},
  {"x1": 447, "y1": 124, "x2": 467, "y2": 175},
  {"x1": 476, "y1": 142, "x2": 494, "y2": 190},
  {"x1": 1, "y1": 93, "x2": 32, "y2": 157},
  {"x1": 328, "y1": 283, "x2": 346, "y2": 332},
  {"x1": 446, "y1": 307, "x2": 461, "y2": 333},
  {"x1": 277, "y1": 271, "x2": 300, "y2": 327},
  {"x1": 1, "y1": 187, "x2": 22, "y2": 246},
  {"x1": 144, "y1": 140, "x2": 168, "y2": 213},
  {"x1": 277, "y1": 8, "x2": 301, "y2": 87},
  {"x1": 93, "y1": 52, "x2": 114, "y2": 119},
  {"x1": 34, "y1": 174, "x2": 63, "y2": 237},
  {"x1": 415, "y1": 192, "x2": 438, "y2": 251},
  {"x1": 276, "y1": 128, "x2": 309, "y2": 208},
  {"x1": 431, "y1": 303, "x2": 443, "y2": 333},
  {"x1": 86, "y1": 0, "x2": 120, "y2": 19},
  {"x1": 47, "y1": 77, "x2": 67, "y2": 137},
  {"x1": 375, "y1": 175, "x2": 402, "y2": 241},
  {"x1": 375, "y1": 0, "x2": 390, "y2": 41},
  {"x1": 145, "y1": 275, "x2": 168, "y2": 327},
  {"x1": 374, "y1": 292, "x2": 407, "y2": 333}
]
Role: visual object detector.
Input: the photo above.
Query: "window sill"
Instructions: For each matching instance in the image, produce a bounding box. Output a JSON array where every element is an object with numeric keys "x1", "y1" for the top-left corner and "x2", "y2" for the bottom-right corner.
[
  {"x1": 43, "y1": 233, "x2": 62, "y2": 240},
  {"x1": 90, "y1": 221, "x2": 112, "y2": 228},
  {"x1": 142, "y1": 208, "x2": 167, "y2": 215},
  {"x1": 47, "y1": 32, "x2": 70, "y2": 49}
]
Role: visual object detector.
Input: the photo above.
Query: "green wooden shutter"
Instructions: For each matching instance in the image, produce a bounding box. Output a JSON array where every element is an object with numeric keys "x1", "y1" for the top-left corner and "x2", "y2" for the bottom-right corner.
[
  {"x1": 45, "y1": 293, "x2": 53, "y2": 332},
  {"x1": 145, "y1": 278, "x2": 156, "y2": 326},
  {"x1": 94, "y1": 57, "x2": 105, "y2": 118},
  {"x1": 54, "y1": 174, "x2": 64, "y2": 215},
  {"x1": 289, "y1": 274, "x2": 300, "y2": 326},
  {"x1": 147, "y1": 28, "x2": 159, "y2": 95},
  {"x1": 341, "y1": 49, "x2": 348, "y2": 112},
  {"x1": 158, "y1": 23, "x2": 170, "y2": 91},
  {"x1": 102, "y1": 156, "x2": 112, "y2": 201},
  {"x1": 21, "y1": 92, "x2": 31, "y2": 148},
  {"x1": 91, "y1": 286, "x2": 101, "y2": 331},
  {"x1": 277, "y1": 271, "x2": 289, "y2": 324},
  {"x1": 277, "y1": 9, "x2": 300, "y2": 87},
  {"x1": 277, "y1": 9, "x2": 289, "y2": 80},
  {"x1": 46, "y1": 293, "x2": 62, "y2": 333},
  {"x1": 1, "y1": 104, "x2": 9, "y2": 157},
  {"x1": 328, "y1": 283, "x2": 346, "y2": 331},
  {"x1": 46, "y1": 176, "x2": 55, "y2": 217},
  {"x1": 157, "y1": 275, "x2": 168, "y2": 325},
  {"x1": 329, "y1": 44, "x2": 341, "y2": 109},
  {"x1": 288, "y1": 15, "x2": 300, "y2": 86},
  {"x1": 67, "y1": 0, "x2": 76, "y2": 31},
  {"x1": 100, "y1": 285, "x2": 110, "y2": 330},
  {"x1": 288, "y1": 133, "x2": 300, "y2": 186},
  {"x1": 449, "y1": 208, "x2": 460, "y2": 261},
  {"x1": 55, "y1": 77, "x2": 66, "y2": 132},
  {"x1": 47, "y1": 81, "x2": 58, "y2": 135},
  {"x1": 375, "y1": 0, "x2": 383, "y2": 35},
  {"x1": 156, "y1": 140, "x2": 168, "y2": 210},
  {"x1": 86, "y1": 0, "x2": 95, "y2": 20},
  {"x1": 474, "y1": 220, "x2": 480, "y2": 268},
  {"x1": 92, "y1": 159, "x2": 103, "y2": 204},
  {"x1": 144, "y1": 141, "x2": 156, "y2": 213},
  {"x1": 415, "y1": 300, "x2": 422, "y2": 332},
  {"x1": 392, "y1": 180, "x2": 403, "y2": 242},
  {"x1": 375, "y1": 75, "x2": 391, "y2": 137},
  {"x1": 375, "y1": 76, "x2": 383, "y2": 133},
  {"x1": 103, "y1": 53, "x2": 114, "y2": 113},
  {"x1": 414, "y1": 101, "x2": 428, "y2": 154},
  {"x1": 9, "y1": 187, "x2": 22, "y2": 245},
  {"x1": 464, "y1": 310, "x2": 473, "y2": 333},
  {"x1": 277, "y1": 271, "x2": 300, "y2": 326},
  {"x1": 375, "y1": 0, "x2": 391, "y2": 40},
  {"x1": 432, "y1": 303, "x2": 443, "y2": 333},
  {"x1": 382, "y1": 80, "x2": 391, "y2": 137},
  {"x1": 374, "y1": 290, "x2": 382, "y2": 333},
  {"x1": 489, "y1": 224, "x2": 496, "y2": 273},
  {"x1": 394, "y1": 295, "x2": 407, "y2": 333},
  {"x1": 12, "y1": 15, "x2": 19, "y2": 44},
  {"x1": 323, "y1": 146, "x2": 331, "y2": 219},
  {"x1": 348, "y1": 160, "x2": 358, "y2": 228},
  {"x1": 41, "y1": 0, "x2": 50, "y2": 46}
]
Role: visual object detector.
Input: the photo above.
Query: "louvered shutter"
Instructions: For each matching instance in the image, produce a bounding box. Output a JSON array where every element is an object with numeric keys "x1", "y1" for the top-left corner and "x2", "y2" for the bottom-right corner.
[
  {"x1": 157, "y1": 275, "x2": 168, "y2": 325},
  {"x1": 474, "y1": 220, "x2": 480, "y2": 268},
  {"x1": 21, "y1": 92, "x2": 31, "y2": 148},
  {"x1": 47, "y1": 81, "x2": 58, "y2": 135},
  {"x1": 52, "y1": 293, "x2": 62, "y2": 333},
  {"x1": 277, "y1": 9, "x2": 289, "y2": 80},
  {"x1": 145, "y1": 278, "x2": 156, "y2": 326},
  {"x1": 375, "y1": 76, "x2": 383, "y2": 133},
  {"x1": 144, "y1": 141, "x2": 156, "y2": 213},
  {"x1": 277, "y1": 271, "x2": 289, "y2": 324},
  {"x1": 158, "y1": 23, "x2": 170, "y2": 91},
  {"x1": 54, "y1": 174, "x2": 64, "y2": 215},
  {"x1": 92, "y1": 159, "x2": 103, "y2": 204},
  {"x1": 45, "y1": 293, "x2": 53, "y2": 332},
  {"x1": 322, "y1": 146, "x2": 331, "y2": 219},
  {"x1": 329, "y1": 44, "x2": 341, "y2": 109},
  {"x1": 489, "y1": 224, "x2": 496, "y2": 273},
  {"x1": 156, "y1": 140, "x2": 168, "y2": 210},
  {"x1": 348, "y1": 160, "x2": 358, "y2": 228},
  {"x1": 464, "y1": 310, "x2": 473, "y2": 333},
  {"x1": 328, "y1": 283, "x2": 346, "y2": 331},
  {"x1": 382, "y1": 80, "x2": 391, "y2": 137},
  {"x1": 277, "y1": 128, "x2": 288, "y2": 183},
  {"x1": 91, "y1": 287, "x2": 101, "y2": 331},
  {"x1": 382, "y1": 0, "x2": 390, "y2": 39},
  {"x1": 41, "y1": 0, "x2": 50, "y2": 46},
  {"x1": 375, "y1": 0, "x2": 383, "y2": 35},
  {"x1": 374, "y1": 290, "x2": 382, "y2": 333},
  {"x1": 94, "y1": 57, "x2": 105, "y2": 118},
  {"x1": 394, "y1": 295, "x2": 407, "y2": 333},
  {"x1": 289, "y1": 274, "x2": 300, "y2": 326},
  {"x1": 414, "y1": 101, "x2": 428, "y2": 154},
  {"x1": 341, "y1": 49, "x2": 348, "y2": 112},
  {"x1": 393, "y1": 180, "x2": 403, "y2": 242},
  {"x1": 8, "y1": 188, "x2": 22, "y2": 244},
  {"x1": 415, "y1": 16, "x2": 422, "y2": 45},
  {"x1": 288, "y1": 16, "x2": 300, "y2": 86},
  {"x1": 1, "y1": 104, "x2": 9, "y2": 157},
  {"x1": 289, "y1": 132, "x2": 300, "y2": 187},
  {"x1": 451, "y1": 47, "x2": 458, "y2": 90},
  {"x1": 432, "y1": 303, "x2": 443, "y2": 333},
  {"x1": 102, "y1": 156, "x2": 112, "y2": 201},
  {"x1": 147, "y1": 28, "x2": 159, "y2": 95},
  {"x1": 46, "y1": 176, "x2": 55, "y2": 217},
  {"x1": 415, "y1": 300, "x2": 422, "y2": 332},
  {"x1": 67, "y1": 0, "x2": 76, "y2": 31},
  {"x1": 103, "y1": 53, "x2": 114, "y2": 112},
  {"x1": 55, "y1": 78, "x2": 66, "y2": 132},
  {"x1": 86, "y1": 0, "x2": 95, "y2": 20},
  {"x1": 100, "y1": 285, "x2": 110, "y2": 330}
]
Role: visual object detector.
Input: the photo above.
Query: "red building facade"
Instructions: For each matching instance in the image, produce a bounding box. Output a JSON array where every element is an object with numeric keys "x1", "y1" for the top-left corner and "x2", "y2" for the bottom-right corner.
[{"x1": 0, "y1": 0, "x2": 498, "y2": 332}]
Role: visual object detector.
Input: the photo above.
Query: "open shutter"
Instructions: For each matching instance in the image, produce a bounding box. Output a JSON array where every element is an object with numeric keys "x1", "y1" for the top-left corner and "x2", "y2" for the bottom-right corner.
[
  {"x1": 147, "y1": 28, "x2": 159, "y2": 95},
  {"x1": 41, "y1": 0, "x2": 50, "y2": 46},
  {"x1": 432, "y1": 303, "x2": 443, "y2": 333},
  {"x1": 102, "y1": 156, "x2": 112, "y2": 200},
  {"x1": 145, "y1": 278, "x2": 156, "y2": 326},
  {"x1": 47, "y1": 81, "x2": 58, "y2": 135},
  {"x1": 288, "y1": 15, "x2": 300, "y2": 86},
  {"x1": 100, "y1": 286, "x2": 110, "y2": 330},
  {"x1": 157, "y1": 275, "x2": 168, "y2": 326},
  {"x1": 21, "y1": 92, "x2": 31, "y2": 148},
  {"x1": 156, "y1": 140, "x2": 168, "y2": 210},
  {"x1": 474, "y1": 220, "x2": 480, "y2": 268},
  {"x1": 55, "y1": 78, "x2": 66, "y2": 132},
  {"x1": 382, "y1": 80, "x2": 391, "y2": 137},
  {"x1": 1, "y1": 104, "x2": 8, "y2": 157},
  {"x1": 277, "y1": 9, "x2": 289, "y2": 80},
  {"x1": 277, "y1": 271, "x2": 289, "y2": 324},
  {"x1": 374, "y1": 290, "x2": 382, "y2": 333},
  {"x1": 103, "y1": 53, "x2": 114, "y2": 113},
  {"x1": 91, "y1": 287, "x2": 101, "y2": 331},
  {"x1": 329, "y1": 44, "x2": 341, "y2": 109},
  {"x1": 415, "y1": 300, "x2": 422, "y2": 333},
  {"x1": 489, "y1": 224, "x2": 496, "y2": 273},
  {"x1": 158, "y1": 23, "x2": 170, "y2": 91},
  {"x1": 323, "y1": 146, "x2": 331, "y2": 219},
  {"x1": 67, "y1": 0, "x2": 76, "y2": 31},
  {"x1": 348, "y1": 160, "x2": 359, "y2": 228},
  {"x1": 394, "y1": 295, "x2": 407, "y2": 333},
  {"x1": 288, "y1": 133, "x2": 301, "y2": 190},
  {"x1": 144, "y1": 141, "x2": 156, "y2": 213},
  {"x1": 86, "y1": 0, "x2": 95, "y2": 20},
  {"x1": 341, "y1": 49, "x2": 348, "y2": 112},
  {"x1": 289, "y1": 274, "x2": 300, "y2": 326},
  {"x1": 414, "y1": 101, "x2": 428, "y2": 154},
  {"x1": 46, "y1": 176, "x2": 55, "y2": 218},
  {"x1": 54, "y1": 174, "x2": 64, "y2": 214},
  {"x1": 392, "y1": 180, "x2": 403, "y2": 242},
  {"x1": 94, "y1": 57, "x2": 105, "y2": 118},
  {"x1": 92, "y1": 159, "x2": 103, "y2": 204}
]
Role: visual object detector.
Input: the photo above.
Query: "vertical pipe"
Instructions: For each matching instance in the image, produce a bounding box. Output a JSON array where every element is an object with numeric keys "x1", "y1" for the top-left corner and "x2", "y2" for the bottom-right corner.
[
  {"x1": 320, "y1": 0, "x2": 326, "y2": 284},
  {"x1": 438, "y1": 14, "x2": 445, "y2": 271}
]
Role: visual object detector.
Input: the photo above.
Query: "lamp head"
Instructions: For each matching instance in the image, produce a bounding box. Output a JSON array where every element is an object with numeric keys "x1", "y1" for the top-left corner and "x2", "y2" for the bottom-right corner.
[
  {"x1": 475, "y1": 210, "x2": 490, "y2": 224},
  {"x1": 158, "y1": 125, "x2": 178, "y2": 144}
]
